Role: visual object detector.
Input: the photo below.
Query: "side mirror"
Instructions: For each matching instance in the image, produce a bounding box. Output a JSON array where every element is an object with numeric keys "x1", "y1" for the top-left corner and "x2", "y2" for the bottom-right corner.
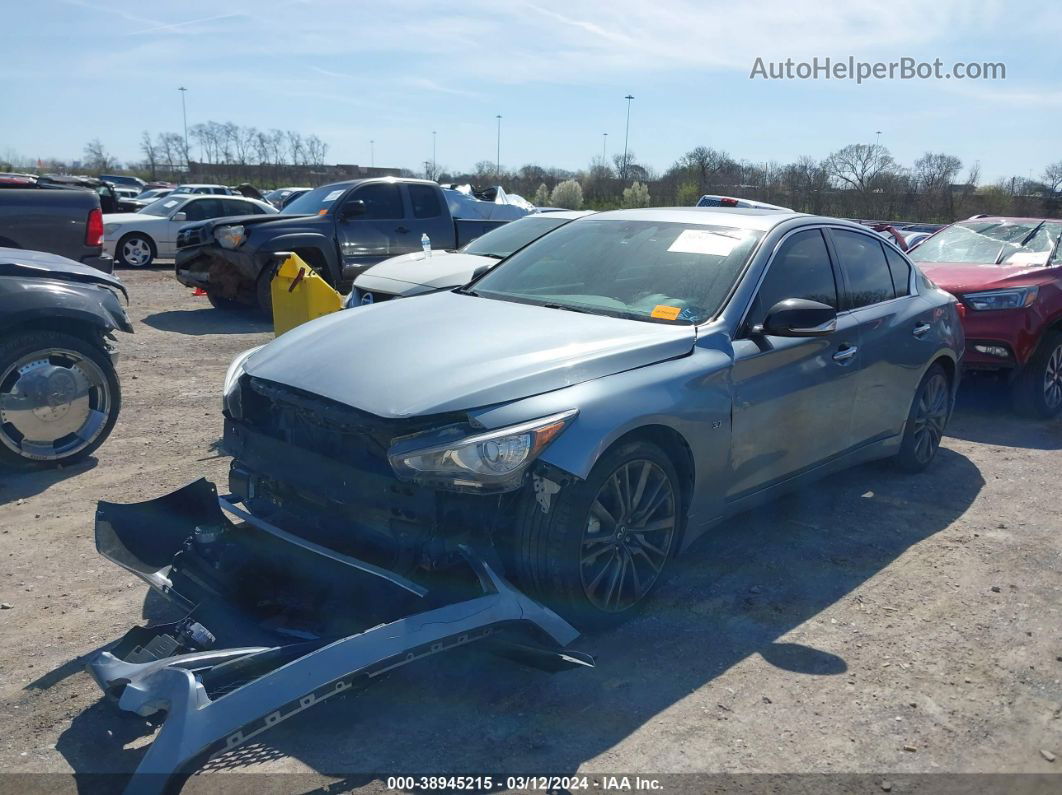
[
  {"x1": 340, "y1": 200, "x2": 366, "y2": 219},
  {"x1": 758, "y1": 298, "x2": 837, "y2": 337},
  {"x1": 172, "y1": 211, "x2": 187, "y2": 222}
]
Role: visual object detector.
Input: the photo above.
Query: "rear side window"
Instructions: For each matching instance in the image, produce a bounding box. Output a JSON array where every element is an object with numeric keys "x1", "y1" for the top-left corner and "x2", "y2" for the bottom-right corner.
[
  {"x1": 220, "y1": 199, "x2": 256, "y2": 216},
  {"x1": 747, "y1": 229, "x2": 837, "y2": 328},
  {"x1": 884, "y1": 246, "x2": 912, "y2": 296},
  {"x1": 831, "y1": 229, "x2": 896, "y2": 309},
  {"x1": 409, "y1": 185, "x2": 442, "y2": 218},
  {"x1": 348, "y1": 183, "x2": 403, "y2": 220}
]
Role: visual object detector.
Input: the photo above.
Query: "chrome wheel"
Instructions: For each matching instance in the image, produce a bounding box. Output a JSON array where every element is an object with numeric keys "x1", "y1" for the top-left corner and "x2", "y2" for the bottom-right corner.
[
  {"x1": 0, "y1": 348, "x2": 112, "y2": 461},
  {"x1": 120, "y1": 236, "x2": 153, "y2": 267},
  {"x1": 911, "y1": 372, "x2": 948, "y2": 465},
  {"x1": 1043, "y1": 344, "x2": 1062, "y2": 410},
  {"x1": 580, "y1": 459, "x2": 676, "y2": 613}
]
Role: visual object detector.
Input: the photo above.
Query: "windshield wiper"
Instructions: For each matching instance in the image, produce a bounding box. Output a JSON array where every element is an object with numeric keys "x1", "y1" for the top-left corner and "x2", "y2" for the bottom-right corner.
[
  {"x1": 995, "y1": 220, "x2": 1046, "y2": 264},
  {"x1": 541, "y1": 302, "x2": 592, "y2": 314}
]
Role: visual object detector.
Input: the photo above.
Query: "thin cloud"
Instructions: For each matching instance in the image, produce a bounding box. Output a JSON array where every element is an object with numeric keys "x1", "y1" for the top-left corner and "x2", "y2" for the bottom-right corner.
[{"x1": 132, "y1": 12, "x2": 247, "y2": 35}]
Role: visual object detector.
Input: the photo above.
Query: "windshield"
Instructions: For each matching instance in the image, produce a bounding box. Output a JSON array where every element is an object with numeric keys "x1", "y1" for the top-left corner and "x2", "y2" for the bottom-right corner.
[
  {"x1": 282, "y1": 184, "x2": 348, "y2": 215},
  {"x1": 469, "y1": 219, "x2": 763, "y2": 324},
  {"x1": 140, "y1": 196, "x2": 185, "y2": 217},
  {"x1": 911, "y1": 220, "x2": 1062, "y2": 266},
  {"x1": 462, "y1": 216, "x2": 571, "y2": 258}
]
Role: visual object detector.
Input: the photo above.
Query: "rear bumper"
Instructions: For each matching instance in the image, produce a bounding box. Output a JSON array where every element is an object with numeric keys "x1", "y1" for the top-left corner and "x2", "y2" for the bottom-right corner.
[{"x1": 80, "y1": 252, "x2": 114, "y2": 274}]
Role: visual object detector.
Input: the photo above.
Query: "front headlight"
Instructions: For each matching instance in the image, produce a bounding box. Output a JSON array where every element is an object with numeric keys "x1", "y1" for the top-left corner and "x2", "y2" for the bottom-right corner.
[
  {"x1": 222, "y1": 345, "x2": 263, "y2": 418},
  {"x1": 388, "y1": 410, "x2": 577, "y2": 492},
  {"x1": 343, "y1": 289, "x2": 361, "y2": 309},
  {"x1": 962, "y1": 287, "x2": 1038, "y2": 311},
  {"x1": 215, "y1": 225, "x2": 245, "y2": 249}
]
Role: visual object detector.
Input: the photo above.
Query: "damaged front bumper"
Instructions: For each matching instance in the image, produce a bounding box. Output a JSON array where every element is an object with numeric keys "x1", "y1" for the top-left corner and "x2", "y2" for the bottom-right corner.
[{"x1": 87, "y1": 478, "x2": 592, "y2": 794}]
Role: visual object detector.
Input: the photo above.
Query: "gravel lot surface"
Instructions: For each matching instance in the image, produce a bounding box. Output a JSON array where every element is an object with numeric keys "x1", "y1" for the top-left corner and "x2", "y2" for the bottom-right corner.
[{"x1": 0, "y1": 268, "x2": 1059, "y2": 792}]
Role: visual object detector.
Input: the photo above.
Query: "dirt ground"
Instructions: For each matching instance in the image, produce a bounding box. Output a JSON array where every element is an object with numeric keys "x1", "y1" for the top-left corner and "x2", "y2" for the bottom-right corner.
[{"x1": 0, "y1": 267, "x2": 1059, "y2": 792}]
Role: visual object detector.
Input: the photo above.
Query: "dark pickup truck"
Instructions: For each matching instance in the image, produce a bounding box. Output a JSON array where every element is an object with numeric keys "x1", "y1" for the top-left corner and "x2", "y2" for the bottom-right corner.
[
  {"x1": 0, "y1": 188, "x2": 114, "y2": 273},
  {"x1": 174, "y1": 178, "x2": 511, "y2": 312}
]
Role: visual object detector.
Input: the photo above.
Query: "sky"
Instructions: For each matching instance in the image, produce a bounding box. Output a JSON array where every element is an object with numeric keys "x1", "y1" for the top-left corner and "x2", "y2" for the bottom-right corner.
[{"x1": 2, "y1": 0, "x2": 1061, "y2": 182}]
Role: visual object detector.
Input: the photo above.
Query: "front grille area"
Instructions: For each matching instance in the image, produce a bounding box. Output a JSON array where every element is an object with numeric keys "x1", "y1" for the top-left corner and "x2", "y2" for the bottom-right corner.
[
  {"x1": 356, "y1": 290, "x2": 395, "y2": 306},
  {"x1": 226, "y1": 377, "x2": 477, "y2": 570}
]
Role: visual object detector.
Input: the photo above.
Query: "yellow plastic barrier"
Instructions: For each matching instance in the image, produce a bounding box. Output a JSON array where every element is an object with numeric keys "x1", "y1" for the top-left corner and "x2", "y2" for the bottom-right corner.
[{"x1": 270, "y1": 252, "x2": 343, "y2": 336}]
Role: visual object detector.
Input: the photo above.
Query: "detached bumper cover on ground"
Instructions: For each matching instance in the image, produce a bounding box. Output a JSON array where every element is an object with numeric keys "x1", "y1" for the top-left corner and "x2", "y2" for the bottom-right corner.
[{"x1": 86, "y1": 478, "x2": 592, "y2": 794}]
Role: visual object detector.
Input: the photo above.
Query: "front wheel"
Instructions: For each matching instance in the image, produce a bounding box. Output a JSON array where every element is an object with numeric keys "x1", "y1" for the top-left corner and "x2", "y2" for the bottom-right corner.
[
  {"x1": 893, "y1": 363, "x2": 950, "y2": 473},
  {"x1": 1012, "y1": 332, "x2": 1062, "y2": 419},
  {"x1": 511, "y1": 440, "x2": 681, "y2": 630},
  {"x1": 0, "y1": 331, "x2": 122, "y2": 467}
]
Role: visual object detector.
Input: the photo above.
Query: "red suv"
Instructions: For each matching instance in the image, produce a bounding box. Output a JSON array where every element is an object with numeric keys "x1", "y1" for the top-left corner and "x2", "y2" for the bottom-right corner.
[{"x1": 909, "y1": 216, "x2": 1062, "y2": 417}]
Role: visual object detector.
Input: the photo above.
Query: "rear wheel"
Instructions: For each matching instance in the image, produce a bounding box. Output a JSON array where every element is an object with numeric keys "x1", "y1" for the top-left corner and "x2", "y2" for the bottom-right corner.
[
  {"x1": 894, "y1": 364, "x2": 950, "y2": 473},
  {"x1": 512, "y1": 440, "x2": 681, "y2": 630},
  {"x1": 116, "y1": 233, "x2": 155, "y2": 268},
  {"x1": 1012, "y1": 331, "x2": 1062, "y2": 419},
  {"x1": 0, "y1": 331, "x2": 121, "y2": 467}
]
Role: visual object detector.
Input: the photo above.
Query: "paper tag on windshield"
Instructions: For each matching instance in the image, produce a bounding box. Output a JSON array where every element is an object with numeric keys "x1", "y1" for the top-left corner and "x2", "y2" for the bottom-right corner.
[
  {"x1": 163, "y1": 199, "x2": 179, "y2": 208},
  {"x1": 323, "y1": 189, "x2": 344, "y2": 202},
  {"x1": 651, "y1": 305, "x2": 681, "y2": 320},
  {"x1": 668, "y1": 229, "x2": 739, "y2": 256}
]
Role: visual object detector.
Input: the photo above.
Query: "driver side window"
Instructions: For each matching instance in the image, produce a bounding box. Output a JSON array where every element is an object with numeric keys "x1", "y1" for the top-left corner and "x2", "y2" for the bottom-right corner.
[{"x1": 747, "y1": 229, "x2": 837, "y2": 329}]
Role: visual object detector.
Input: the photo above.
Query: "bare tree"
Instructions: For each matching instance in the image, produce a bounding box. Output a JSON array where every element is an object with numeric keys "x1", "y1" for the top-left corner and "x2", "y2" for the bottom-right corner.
[
  {"x1": 139, "y1": 131, "x2": 159, "y2": 179},
  {"x1": 305, "y1": 135, "x2": 328, "y2": 168},
  {"x1": 83, "y1": 138, "x2": 117, "y2": 172},
  {"x1": 1042, "y1": 160, "x2": 1062, "y2": 194}
]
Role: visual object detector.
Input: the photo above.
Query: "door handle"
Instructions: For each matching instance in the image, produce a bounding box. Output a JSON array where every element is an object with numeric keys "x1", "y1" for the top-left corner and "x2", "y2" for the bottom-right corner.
[
  {"x1": 833, "y1": 345, "x2": 858, "y2": 364},
  {"x1": 395, "y1": 226, "x2": 409, "y2": 234},
  {"x1": 912, "y1": 322, "x2": 931, "y2": 338}
]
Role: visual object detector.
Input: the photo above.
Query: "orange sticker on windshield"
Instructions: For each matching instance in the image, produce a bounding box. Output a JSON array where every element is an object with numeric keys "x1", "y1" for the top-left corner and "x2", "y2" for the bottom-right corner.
[{"x1": 651, "y1": 305, "x2": 681, "y2": 320}]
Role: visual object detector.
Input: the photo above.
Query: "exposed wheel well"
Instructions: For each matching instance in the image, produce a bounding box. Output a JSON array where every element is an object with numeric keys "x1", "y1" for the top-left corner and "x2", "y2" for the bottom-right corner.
[{"x1": 292, "y1": 248, "x2": 335, "y2": 285}]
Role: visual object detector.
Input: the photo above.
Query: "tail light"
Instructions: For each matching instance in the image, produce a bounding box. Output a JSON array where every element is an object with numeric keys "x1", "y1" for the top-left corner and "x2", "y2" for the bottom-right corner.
[
  {"x1": 955, "y1": 301, "x2": 966, "y2": 319},
  {"x1": 86, "y1": 208, "x2": 104, "y2": 247},
  {"x1": 720, "y1": 197, "x2": 738, "y2": 206}
]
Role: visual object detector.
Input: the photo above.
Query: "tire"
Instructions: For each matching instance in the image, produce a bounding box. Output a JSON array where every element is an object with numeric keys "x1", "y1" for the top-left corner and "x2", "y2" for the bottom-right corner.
[
  {"x1": 511, "y1": 440, "x2": 682, "y2": 630},
  {"x1": 0, "y1": 331, "x2": 122, "y2": 467},
  {"x1": 1011, "y1": 331, "x2": 1062, "y2": 419},
  {"x1": 255, "y1": 266, "x2": 275, "y2": 318},
  {"x1": 893, "y1": 363, "x2": 950, "y2": 473},
  {"x1": 206, "y1": 292, "x2": 244, "y2": 311},
  {"x1": 115, "y1": 233, "x2": 156, "y2": 268}
]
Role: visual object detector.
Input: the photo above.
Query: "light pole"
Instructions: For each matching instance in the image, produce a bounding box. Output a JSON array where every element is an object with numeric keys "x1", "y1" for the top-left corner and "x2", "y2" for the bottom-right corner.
[
  {"x1": 495, "y1": 115, "x2": 502, "y2": 178},
  {"x1": 370, "y1": 139, "x2": 374, "y2": 168},
  {"x1": 621, "y1": 94, "x2": 634, "y2": 180},
  {"x1": 875, "y1": 130, "x2": 882, "y2": 147},
  {"x1": 602, "y1": 132, "x2": 608, "y2": 164},
  {"x1": 432, "y1": 130, "x2": 437, "y2": 178},
  {"x1": 178, "y1": 86, "x2": 189, "y2": 169}
]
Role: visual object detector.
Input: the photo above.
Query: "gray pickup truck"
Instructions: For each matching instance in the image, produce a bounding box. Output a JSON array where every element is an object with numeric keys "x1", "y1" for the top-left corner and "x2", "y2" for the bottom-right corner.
[
  {"x1": 174, "y1": 178, "x2": 517, "y2": 313},
  {"x1": 0, "y1": 189, "x2": 114, "y2": 273}
]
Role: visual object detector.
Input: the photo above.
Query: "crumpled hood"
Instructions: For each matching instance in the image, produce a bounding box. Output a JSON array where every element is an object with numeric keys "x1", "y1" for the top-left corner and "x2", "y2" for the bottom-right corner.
[
  {"x1": 0, "y1": 247, "x2": 127, "y2": 298},
  {"x1": 244, "y1": 290, "x2": 697, "y2": 417},
  {"x1": 919, "y1": 262, "x2": 1051, "y2": 294},
  {"x1": 356, "y1": 250, "x2": 492, "y2": 291}
]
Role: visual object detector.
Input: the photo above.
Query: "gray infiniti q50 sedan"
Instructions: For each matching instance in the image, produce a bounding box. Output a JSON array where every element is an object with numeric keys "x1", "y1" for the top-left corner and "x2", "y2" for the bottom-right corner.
[{"x1": 209, "y1": 207, "x2": 964, "y2": 626}]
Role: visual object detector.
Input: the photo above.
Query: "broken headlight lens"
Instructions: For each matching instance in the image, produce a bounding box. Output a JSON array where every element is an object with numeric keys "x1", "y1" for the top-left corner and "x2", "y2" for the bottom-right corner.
[
  {"x1": 222, "y1": 345, "x2": 263, "y2": 418},
  {"x1": 215, "y1": 225, "x2": 246, "y2": 249},
  {"x1": 388, "y1": 410, "x2": 577, "y2": 492}
]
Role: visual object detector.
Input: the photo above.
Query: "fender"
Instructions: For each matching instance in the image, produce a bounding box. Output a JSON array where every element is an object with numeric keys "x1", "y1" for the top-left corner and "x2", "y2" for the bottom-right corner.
[
  {"x1": 0, "y1": 278, "x2": 131, "y2": 335},
  {"x1": 468, "y1": 342, "x2": 735, "y2": 529}
]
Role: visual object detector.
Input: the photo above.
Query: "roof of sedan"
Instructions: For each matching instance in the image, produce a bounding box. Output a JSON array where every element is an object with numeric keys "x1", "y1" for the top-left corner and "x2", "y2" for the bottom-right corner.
[{"x1": 589, "y1": 206, "x2": 808, "y2": 231}]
